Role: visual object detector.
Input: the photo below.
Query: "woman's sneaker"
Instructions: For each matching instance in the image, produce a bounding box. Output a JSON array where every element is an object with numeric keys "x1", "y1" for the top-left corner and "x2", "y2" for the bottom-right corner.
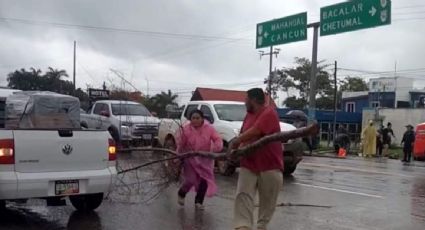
[{"x1": 195, "y1": 203, "x2": 205, "y2": 210}]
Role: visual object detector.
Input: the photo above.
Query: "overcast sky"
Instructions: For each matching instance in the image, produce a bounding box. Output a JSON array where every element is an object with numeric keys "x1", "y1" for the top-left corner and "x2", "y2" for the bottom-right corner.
[{"x1": 1, "y1": 0, "x2": 425, "y2": 103}]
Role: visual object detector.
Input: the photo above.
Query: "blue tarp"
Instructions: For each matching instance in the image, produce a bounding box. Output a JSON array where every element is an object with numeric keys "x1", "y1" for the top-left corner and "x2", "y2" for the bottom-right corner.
[{"x1": 276, "y1": 108, "x2": 362, "y2": 123}]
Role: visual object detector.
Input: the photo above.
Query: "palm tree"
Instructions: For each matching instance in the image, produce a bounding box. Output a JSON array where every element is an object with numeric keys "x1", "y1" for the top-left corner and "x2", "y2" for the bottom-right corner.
[
  {"x1": 45, "y1": 67, "x2": 69, "y2": 93},
  {"x1": 150, "y1": 90, "x2": 179, "y2": 118},
  {"x1": 45, "y1": 67, "x2": 68, "y2": 80}
]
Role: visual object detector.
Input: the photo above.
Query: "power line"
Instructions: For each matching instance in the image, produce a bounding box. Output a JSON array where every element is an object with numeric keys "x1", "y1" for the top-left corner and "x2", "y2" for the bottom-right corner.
[
  {"x1": 393, "y1": 10, "x2": 425, "y2": 16},
  {"x1": 394, "y1": 5, "x2": 425, "y2": 10},
  {"x1": 394, "y1": 17, "x2": 425, "y2": 22},
  {"x1": 0, "y1": 16, "x2": 252, "y2": 42},
  {"x1": 338, "y1": 67, "x2": 425, "y2": 75}
]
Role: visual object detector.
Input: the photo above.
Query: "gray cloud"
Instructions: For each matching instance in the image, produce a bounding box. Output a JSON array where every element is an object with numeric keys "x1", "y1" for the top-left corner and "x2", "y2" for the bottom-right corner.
[{"x1": 1, "y1": 0, "x2": 424, "y2": 103}]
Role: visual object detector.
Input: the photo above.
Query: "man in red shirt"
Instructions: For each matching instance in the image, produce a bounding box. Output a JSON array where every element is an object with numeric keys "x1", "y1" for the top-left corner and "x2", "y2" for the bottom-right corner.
[{"x1": 231, "y1": 88, "x2": 283, "y2": 230}]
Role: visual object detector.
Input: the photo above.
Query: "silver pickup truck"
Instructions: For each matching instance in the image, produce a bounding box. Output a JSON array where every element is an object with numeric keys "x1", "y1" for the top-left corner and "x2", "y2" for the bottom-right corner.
[{"x1": 80, "y1": 100, "x2": 160, "y2": 147}]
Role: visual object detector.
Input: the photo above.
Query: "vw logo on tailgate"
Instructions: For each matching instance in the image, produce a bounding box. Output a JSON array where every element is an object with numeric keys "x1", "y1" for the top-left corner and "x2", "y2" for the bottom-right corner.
[{"x1": 62, "y1": 144, "x2": 73, "y2": 155}]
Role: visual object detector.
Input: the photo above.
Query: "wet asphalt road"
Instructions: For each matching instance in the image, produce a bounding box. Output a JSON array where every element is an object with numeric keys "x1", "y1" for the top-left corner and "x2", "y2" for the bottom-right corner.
[{"x1": 1, "y1": 155, "x2": 425, "y2": 230}]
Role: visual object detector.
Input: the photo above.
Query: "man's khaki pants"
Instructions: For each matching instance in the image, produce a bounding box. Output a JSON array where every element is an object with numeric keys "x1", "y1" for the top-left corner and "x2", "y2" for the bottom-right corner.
[{"x1": 234, "y1": 168, "x2": 283, "y2": 230}]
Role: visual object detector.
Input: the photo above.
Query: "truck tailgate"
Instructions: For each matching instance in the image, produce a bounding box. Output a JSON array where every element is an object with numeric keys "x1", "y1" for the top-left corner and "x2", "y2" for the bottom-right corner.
[{"x1": 13, "y1": 130, "x2": 109, "y2": 173}]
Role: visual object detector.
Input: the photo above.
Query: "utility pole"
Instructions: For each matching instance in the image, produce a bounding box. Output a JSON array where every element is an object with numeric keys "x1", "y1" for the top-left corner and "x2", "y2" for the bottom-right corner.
[
  {"x1": 394, "y1": 60, "x2": 397, "y2": 108},
  {"x1": 259, "y1": 47, "x2": 280, "y2": 100},
  {"x1": 333, "y1": 61, "x2": 338, "y2": 144},
  {"x1": 268, "y1": 46, "x2": 273, "y2": 95},
  {"x1": 145, "y1": 77, "x2": 150, "y2": 98},
  {"x1": 308, "y1": 22, "x2": 320, "y2": 121},
  {"x1": 73, "y1": 41, "x2": 76, "y2": 92}
]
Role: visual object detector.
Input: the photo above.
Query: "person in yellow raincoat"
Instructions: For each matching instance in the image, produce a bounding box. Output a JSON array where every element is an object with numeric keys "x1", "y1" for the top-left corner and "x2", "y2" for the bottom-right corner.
[{"x1": 362, "y1": 120, "x2": 377, "y2": 157}]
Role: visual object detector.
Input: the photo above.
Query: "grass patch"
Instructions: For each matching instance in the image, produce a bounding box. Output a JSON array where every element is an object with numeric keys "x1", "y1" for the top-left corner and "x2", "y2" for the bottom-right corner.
[{"x1": 388, "y1": 147, "x2": 403, "y2": 159}]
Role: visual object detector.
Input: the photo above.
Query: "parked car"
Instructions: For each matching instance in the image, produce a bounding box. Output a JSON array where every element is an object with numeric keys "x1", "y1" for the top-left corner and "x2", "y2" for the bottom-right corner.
[
  {"x1": 80, "y1": 100, "x2": 160, "y2": 147},
  {"x1": 414, "y1": 123, "x2": 425, "y2": 161},
  {"x1": 158, "y1": 101, "x2": 304, "y2": 176},
  {"x1": 0, "y1": 91, "x2": 117, "y2": 211}
]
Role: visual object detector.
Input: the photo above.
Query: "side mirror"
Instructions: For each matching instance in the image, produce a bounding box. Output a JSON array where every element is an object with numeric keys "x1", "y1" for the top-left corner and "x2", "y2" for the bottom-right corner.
[
  {"x1": 100, "y1": 111, "x2": 110, "y2": 117},
  {"x1": 151, "y1": 112, "x2": 158, "y2": 117},
  {"x1": 204, "y1": 115, "x2": 214, "y2": 124}
]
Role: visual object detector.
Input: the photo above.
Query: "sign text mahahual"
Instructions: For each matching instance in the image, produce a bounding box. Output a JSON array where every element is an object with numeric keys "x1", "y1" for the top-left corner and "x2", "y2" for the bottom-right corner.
[{"x1": 256, "y1": 12, "x2": 307, "y2": 49}]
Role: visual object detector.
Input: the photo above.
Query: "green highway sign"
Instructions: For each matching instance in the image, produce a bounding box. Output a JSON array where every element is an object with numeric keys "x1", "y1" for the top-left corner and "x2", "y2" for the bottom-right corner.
[
  {"x1": 256, "y1": 12, "x2": 307, "y2": 49},
  {"x1": 320, "y1": 0, "x2": 391, "y2": 36}
]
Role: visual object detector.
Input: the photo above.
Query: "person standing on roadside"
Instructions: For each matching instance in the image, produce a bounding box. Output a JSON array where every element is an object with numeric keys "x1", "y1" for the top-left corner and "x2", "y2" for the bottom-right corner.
[
  {"x1": 230, "y1": 88, "x2": 283, "y2": 230},
  {"x1": 401, "y1": 124, "x2": 415, "y2": 163},
  {"x1": 382, "y1": 122, "x2": 396, "y2": 156},
  {"x1": 362, "y1": 120, "x2": 377, "y2": 158},
  {"x1": 376, "y1": 125, "x2": 384, "y2": 157}
]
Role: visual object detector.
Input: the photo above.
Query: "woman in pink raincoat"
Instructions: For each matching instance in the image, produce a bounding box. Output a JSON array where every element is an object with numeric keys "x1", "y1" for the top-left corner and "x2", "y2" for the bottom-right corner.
[{"x1": 176, "y1": 109, "x2": 223, "y2": 210}]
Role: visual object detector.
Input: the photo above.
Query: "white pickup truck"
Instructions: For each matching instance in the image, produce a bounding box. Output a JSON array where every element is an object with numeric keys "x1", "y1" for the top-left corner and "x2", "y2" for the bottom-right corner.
[
  {"x1": 80, "y1": 100, "x2": 160, "y2": 147},
  {"x1": 0, "y1": 91, "x2": 117, "y2": 211},
  {"x1": 158, "y1": 101, "x2": 304, "y2": 175}
]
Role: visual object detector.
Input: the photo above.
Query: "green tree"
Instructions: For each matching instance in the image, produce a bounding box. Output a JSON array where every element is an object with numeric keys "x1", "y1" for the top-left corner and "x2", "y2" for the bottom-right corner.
[
  {"x1": 339, "y1": 77, "x2": 368, "y2": 92},
  {"x1": 147, "y1": 90, "x2": 179, "y2": 118},
  {"x1": 284, "y1": 96, "x2": 307, "y2": 110},
  {"x1": 45, "y1": 67, "x2": 69, "y2": 81},
  {"x1": 7, "y1": 67, "x2": 88, "y2": 104},
  {"x1": 7, "y1": 68, "x2": 43, "y2": 91},
  {"x1": 269, "y1": 57, "x2": 333, "y2": 109},
  {"x1": 335, "y1": 77, "x2": 369, "y2": 109}
]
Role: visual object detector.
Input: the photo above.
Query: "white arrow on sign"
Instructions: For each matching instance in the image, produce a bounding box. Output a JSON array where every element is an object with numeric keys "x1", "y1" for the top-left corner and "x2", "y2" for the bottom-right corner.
[
  {"x1": 264, "y1": 31, "x2": 269, "y2": 38},
  {"x1": 369, "y1": 6, "x2": 377, "y2": 16}
]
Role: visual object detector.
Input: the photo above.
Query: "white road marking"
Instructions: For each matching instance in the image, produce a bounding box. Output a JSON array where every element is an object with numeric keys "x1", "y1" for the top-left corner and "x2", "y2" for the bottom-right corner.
[
  {"x1": 292, "y1": 182, "x2": 385, "y2": 199},
  {"x1": 299, "y1": 162, "x2": 413, "y2": 178}
]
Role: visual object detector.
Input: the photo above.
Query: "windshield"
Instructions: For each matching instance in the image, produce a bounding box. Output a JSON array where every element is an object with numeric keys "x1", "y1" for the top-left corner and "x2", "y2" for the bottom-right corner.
[
  {"x1": 214, "y1": 104, "x2": 246, "y2": 121},
  {"x1": 111, "y1": 104, "x2": 151, "y2": 116}
]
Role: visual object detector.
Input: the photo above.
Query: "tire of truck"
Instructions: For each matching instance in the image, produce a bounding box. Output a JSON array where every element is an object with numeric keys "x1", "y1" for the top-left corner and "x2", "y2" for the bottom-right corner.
[
  {"x1": 69, "y1": 193, "x2": 104, "y2": 211},
  {"x1": 80, "y1": 122, "x2": 88, "y2": 129},
  {"x1": 0, "y1": 200, "x2": 6, "y2": 210},
  {"x1": 163, "y1": 137, "x2": 180, "y2": 182},
  {"x1": 108, "y1": 126, "x2": 120, "y2": 143},
  {"x1": 217, "y1": 160, "x2": 236, "y2": 176},
  {"x1": 216, "y1": 142, "x2": 236, "y2": 176},
  {"x1": 164, "y1": 136, "x2": 176, "y2": 150},
  {"x1": 283, "y1": 164, "x2": 297, "y2": 176}
]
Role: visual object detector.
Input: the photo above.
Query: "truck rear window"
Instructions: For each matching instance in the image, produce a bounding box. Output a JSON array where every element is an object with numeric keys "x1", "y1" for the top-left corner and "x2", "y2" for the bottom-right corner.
[{"x1": 111, "y1": 104, "x2": 150, "y2": 116}]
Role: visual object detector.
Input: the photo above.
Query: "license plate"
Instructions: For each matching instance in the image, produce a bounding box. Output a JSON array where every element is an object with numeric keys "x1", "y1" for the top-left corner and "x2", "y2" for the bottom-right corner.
[
  {"x1": 55, "y1": 180, "x2": 79, "y2": 195},
  {"x1": 142, "y1": 134, "x2": 152, "y2": 140}
]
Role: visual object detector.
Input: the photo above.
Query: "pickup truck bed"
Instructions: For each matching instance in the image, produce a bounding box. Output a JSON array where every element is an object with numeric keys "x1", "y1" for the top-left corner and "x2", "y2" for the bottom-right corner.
[{"x1": 0, "y1": 129, "x2": 117, "y2": 210}]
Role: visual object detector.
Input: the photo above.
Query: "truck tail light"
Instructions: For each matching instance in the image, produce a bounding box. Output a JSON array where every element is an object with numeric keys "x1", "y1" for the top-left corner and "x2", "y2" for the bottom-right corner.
[
  {"x1": 0, "y1": 139, "x2": 15, "y2": 164},
  {"x1": 108, "y1": 138, "x2": 117, "y2": 161}
]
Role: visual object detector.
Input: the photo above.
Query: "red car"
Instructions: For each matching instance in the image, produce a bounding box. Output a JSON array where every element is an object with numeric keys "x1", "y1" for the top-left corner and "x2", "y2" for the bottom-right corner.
[{"x1": 413, "y1": 123, "x2": 425, "y2": 161}]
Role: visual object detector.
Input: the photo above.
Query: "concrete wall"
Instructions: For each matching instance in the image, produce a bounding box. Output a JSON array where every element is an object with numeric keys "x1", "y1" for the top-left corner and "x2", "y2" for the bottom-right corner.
[
  {"x1": 395, "y1": 77, "x2": 414, "y2": 102},
  {"x1": 362, "y1": 108, "x2": 425, "y2": 144}
]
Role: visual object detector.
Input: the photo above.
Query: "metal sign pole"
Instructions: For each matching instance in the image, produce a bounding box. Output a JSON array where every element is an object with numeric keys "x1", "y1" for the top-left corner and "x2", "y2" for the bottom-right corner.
[{"x1": 308, "y1": 22, "x2": 320, "y2": 121}]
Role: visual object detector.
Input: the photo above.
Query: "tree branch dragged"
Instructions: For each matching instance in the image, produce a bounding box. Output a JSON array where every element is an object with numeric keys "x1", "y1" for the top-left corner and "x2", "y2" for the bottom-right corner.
[{"x1": 118, "y1": 122, "x2": 319, "y2": 174}]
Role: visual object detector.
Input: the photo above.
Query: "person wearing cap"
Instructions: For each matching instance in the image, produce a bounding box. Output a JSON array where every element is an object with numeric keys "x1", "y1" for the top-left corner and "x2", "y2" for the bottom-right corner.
[
  {"x1": 401, "y1": 124, "x2": 415, "y2": 163},
  {"x1": 361, "y1": 120, "x2": 377, "y2": 158}
]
